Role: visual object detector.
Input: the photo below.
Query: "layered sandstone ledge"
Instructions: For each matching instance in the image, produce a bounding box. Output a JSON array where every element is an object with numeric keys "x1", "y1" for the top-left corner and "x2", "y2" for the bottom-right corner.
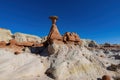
[{"x1": 0, "y1": 30, "x2": 46, "y2": 54}]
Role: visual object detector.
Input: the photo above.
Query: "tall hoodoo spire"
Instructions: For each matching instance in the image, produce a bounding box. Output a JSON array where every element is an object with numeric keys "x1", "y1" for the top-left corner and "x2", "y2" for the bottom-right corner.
[
  {"x1": 47, "y1": 16, "x2": 62, "y2": 42},
  {"x1": 47, "y1": 16, "x2": 81, "y2": 45}
]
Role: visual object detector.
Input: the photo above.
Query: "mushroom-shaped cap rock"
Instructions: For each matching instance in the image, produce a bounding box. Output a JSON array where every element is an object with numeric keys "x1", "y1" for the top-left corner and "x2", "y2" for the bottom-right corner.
[{"x1": 49, "y1": 16, "x2": 58, "y2": 20}]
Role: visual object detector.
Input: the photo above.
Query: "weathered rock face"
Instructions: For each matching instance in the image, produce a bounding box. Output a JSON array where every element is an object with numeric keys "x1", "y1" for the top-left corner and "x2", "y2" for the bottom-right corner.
[
  {"x1": 46, "y1": 41, "x2": 120, "y2": 80},
  {"x1": 14, "y1": 32, "x2": 42, "y2": 43},
  {"x1": 81, "y1": 39, "x2": 99, "y2": 47},
  {"x1": 0, "y1": 49, "x2": 50, "y2": 80},
  {"x1": 47, "y1": 44, "x2": 109, "y2": 80},
  {"x1": 48, "y1": 42, "x2": 59, "y2": 55},
  {"x1": 0, "y1": 35, "x2": 44, "y2": 55},
  {"x1": 0, "y1": 39, "x2": 119, "y2": 80},
  {"x1": 0, "y1": 28, "x2": 13, "y2": 43},
  {"x1": 63, "y1": 32, "x2": 81, "y2": 45},
  {"x1": 0, "y1": 28, "x2": 45, "y2": 47},
  {"x1": 0, "y1": 41, "x2": 6, "y2": 48}
]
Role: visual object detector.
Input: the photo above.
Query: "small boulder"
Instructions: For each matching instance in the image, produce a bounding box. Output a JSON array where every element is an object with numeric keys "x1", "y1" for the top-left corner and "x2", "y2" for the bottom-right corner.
[{"x1": 102, "y1": 75, "x2": 111, "y2": 80}]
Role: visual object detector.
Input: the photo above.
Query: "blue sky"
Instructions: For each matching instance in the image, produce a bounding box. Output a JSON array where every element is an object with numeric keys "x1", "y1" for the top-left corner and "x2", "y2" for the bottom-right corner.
[{"x1": 0, "y1": 0, "x2": 120, "y2": 44}]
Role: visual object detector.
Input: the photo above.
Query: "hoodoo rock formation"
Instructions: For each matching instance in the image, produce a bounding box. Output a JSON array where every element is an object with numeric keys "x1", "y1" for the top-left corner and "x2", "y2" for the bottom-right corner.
[
  {"x1": 47, "y1": 16, "x2": 63, "y2": 44},
  {"x1": 47, "y1": 16, "x2": 81, "y2": 45},
  {"x1": 0, "y1": 16, "x2": 119, "y2": 80}
]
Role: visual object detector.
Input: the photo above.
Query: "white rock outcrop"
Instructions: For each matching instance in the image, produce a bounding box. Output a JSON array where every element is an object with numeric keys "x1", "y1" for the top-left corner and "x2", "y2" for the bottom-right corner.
[
  {"x1": 0, "y1": 39, "x2": 119, "y2": 80},
  {"x1": 47, "y1": 44, "x2": 109, "y2": 80},
  {"x1": 48, "y1": 42, "x2": 59, "y2": 55},
  {"x1": 81, "y1": 39, "x2": 99, "y2": 47},
  {"x1": 0, "y1": 28, "x2": 119, "y2": 80},
  {"x1": 0, "y1": 48, "x2": 51, "y2": 80},
  {"x1": 0, "y1": 28, "x2": 13, "y2": 43},
  {"x1": 14, "y1": 32, "x2": 42, "y2": 43}
]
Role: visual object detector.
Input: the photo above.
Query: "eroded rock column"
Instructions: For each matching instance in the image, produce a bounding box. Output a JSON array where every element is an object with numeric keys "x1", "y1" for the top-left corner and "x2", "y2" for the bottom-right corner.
[{"x1": 47, "y1": 16, "x2": 62, "y2": 44}]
